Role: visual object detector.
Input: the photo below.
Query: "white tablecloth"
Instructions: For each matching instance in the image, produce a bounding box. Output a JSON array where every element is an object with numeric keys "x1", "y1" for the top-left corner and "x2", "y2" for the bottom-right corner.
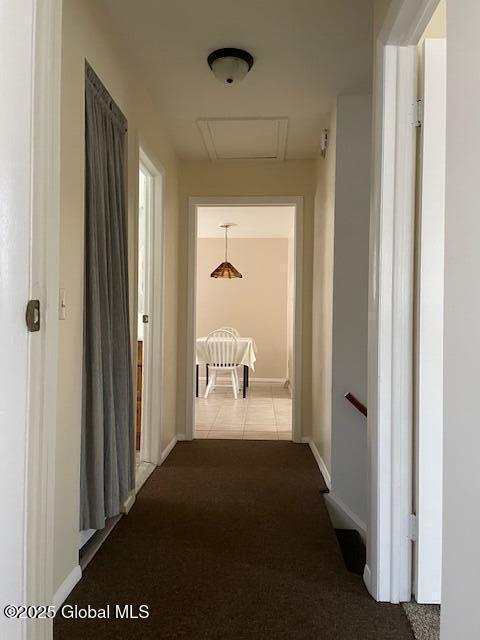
[{"x1": 196, "y1": 337, "x2": 257, "y2": 371}]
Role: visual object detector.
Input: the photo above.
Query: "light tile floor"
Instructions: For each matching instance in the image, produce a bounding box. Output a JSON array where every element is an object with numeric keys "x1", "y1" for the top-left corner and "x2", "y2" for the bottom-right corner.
[{"x1": 194, "y1": 382, "x2": 292, "y2": 440}]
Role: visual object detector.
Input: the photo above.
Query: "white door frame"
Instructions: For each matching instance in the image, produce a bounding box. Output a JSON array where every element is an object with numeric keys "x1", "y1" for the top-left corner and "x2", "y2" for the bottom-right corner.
[
  {"x1": 185, "y1": 196, "x2": 304, "y2": 443},
  {"x1": 136, "y1": 149, "x2": 166, "y2": 466},
  {"x1": 414, "y1": 38, "x2": 446, "y2": 604},
  {"x1": 0, "y1": 1, "x2": 62, "y2": 639},
  {"x1": 367, "y1": 0, "x2": 441, "y2": 603},
  {"x1": 26, "y1": 4, "x2": 62, "y2": 634}
]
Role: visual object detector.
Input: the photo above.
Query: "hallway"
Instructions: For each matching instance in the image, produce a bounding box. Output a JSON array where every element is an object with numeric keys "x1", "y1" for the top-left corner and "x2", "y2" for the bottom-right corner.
[{"x1": 54, "y1": 441, "x2": 413, "y2": 639}]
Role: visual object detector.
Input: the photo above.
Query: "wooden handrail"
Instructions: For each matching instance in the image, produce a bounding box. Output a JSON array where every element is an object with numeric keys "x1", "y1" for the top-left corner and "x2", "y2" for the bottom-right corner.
[{"x1": 344, "y1": 392, "x2": 367, "y2": 418}]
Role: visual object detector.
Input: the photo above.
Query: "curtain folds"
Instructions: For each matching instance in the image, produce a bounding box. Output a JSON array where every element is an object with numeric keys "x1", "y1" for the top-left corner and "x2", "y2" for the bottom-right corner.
[{"x1": 80, "y1": 63, "x2": 134, "y2": 531}]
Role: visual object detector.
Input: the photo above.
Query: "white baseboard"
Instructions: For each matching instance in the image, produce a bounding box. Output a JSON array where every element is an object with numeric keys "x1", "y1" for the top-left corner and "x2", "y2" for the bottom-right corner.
[
  {"x1": 78, "y1": 528, "x2": 96, "y2": 549},
  {"x1": 363, "y1": 564, "x2": 372, "y2": 594},
  {"x1": 250, "y1": 377, "x2": 287, "y2": 385},
  {"x1": 53, "y1": 565, "x2": 82, "y2": 608},
  {"x1": 136, "y1": 437, "x2": 177, "y2": 495},
  {"x1": 122, "y1": 491, "x2": 136, "y2": 514},
  {"x1": 325, "y1": 492, "x2": 367, "y2": 541},
  {"x1": 161, "y1": 435, "x2": 178, "y2": 462},
  {"x1": 135, "y1": 461, "x2": 156, "y2": 494},
  {"x1": 302, "y1": 437, "x2": 366, "y2": 541},
  {"x1": 79, "y1": 514, "x2": 122, "y2": 572},
  {"x1": 198, "y1": 377, "x2": 286, "y2": 386},
  {"x1": 302, "y1": 437, "x2": 331, "y2": 489},
  {"x1": 176, "y1": 433, "x2": 187, "y2": 441}
]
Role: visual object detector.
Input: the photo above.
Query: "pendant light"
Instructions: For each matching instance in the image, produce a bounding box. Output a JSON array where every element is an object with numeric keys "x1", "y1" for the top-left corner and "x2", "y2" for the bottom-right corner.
[{"x1": 210, "y1": 223, "x2": 243, "y2": 279}]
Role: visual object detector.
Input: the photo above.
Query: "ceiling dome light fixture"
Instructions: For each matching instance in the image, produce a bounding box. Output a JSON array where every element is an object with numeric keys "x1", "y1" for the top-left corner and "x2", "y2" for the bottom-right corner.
[
  {"x1": 207, "y1": 48, "x2": 254, "y2": 85},
  {"x1": 211, "y1": 223, "x2": 243, "y2": 279}
]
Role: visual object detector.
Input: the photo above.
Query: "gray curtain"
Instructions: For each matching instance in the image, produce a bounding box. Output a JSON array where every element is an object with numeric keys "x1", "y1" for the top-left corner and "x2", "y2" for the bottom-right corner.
[{"x1": 80, "y1": 63, "x2": 135, "y2": 531}]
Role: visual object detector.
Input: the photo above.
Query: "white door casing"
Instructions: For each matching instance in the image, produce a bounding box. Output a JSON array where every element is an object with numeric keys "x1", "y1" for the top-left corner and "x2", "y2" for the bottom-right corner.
[
  {"x1": 185, "y1": 196, "x2": 303, "y2": 443},
  {"x1": 137, "y1": 162, "x2": 153, "y2": 463},
  {"x1": 137, "y1": 149, "x2": 166, "y2": 466},
  {"x1": 366, "y1": 43, "x2": 417, "y2": 603},
  {"x1": 367, "y1": 0, "x2": 442, "y2": 603},
  {"x1": 414, "y1": 38, "x2": 446, "y2": 605},
  {"x1": 0, "y1": 3, "x2": 36, "y2": 636},
  {"x1": 0, "y1": 1, "x2": 62, "y2": 639}
]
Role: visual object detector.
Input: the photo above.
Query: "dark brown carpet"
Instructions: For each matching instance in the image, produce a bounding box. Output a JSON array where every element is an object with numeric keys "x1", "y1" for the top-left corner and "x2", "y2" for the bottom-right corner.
[{"x1": 54, "y1": 441, "x2": 414, "y2": 639}]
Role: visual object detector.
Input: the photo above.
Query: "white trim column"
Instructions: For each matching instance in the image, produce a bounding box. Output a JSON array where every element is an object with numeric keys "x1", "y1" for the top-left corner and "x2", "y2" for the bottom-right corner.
[
  {"x1": 0, "y1": 3, "x2": 36, "y2": 635},
  {"x1": 0, "y1": 1, "x2": 62, "y2": 639},
  {"x1": 366, "y1": 43, "x2": 417, "y2": 603}
]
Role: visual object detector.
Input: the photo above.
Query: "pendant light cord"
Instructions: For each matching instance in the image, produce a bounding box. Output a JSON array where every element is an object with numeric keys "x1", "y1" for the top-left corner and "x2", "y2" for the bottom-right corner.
[{"x1": 224, "y1": 225, "x2": 228, "y2": 262}]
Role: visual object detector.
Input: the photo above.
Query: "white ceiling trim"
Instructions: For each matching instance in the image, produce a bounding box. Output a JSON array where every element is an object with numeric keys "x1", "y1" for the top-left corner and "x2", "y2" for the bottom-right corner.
[{"x1": 197, "y1": 117, "x2": 288, "y2": 161}]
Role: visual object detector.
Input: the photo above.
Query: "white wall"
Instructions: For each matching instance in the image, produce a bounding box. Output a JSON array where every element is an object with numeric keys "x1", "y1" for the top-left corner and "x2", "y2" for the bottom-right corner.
[
  {"x1": 196, "y1": 237, "x2": 289, "y2": 380},
  {"x1": 56, "y1": 0, "x2": 180, "y2": 595},
  {"x1": 442, "y1": 1, "x2": 480, "y2": 637},
  {"x1": 311, "y1": 109, "x2": 337, "y2": 473},
  {"x1": 330, "y1": 95, "x2": 372, "y2": 525}
]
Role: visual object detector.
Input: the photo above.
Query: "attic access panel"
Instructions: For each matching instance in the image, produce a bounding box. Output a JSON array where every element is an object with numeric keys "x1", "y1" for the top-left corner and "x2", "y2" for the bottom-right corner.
[{"x1": 197, "y1": 117, "x2": 288, "y2": 161}]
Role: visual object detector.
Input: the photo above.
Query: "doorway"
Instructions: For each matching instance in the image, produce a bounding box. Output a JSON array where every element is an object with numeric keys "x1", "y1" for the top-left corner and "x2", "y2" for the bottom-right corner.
[
  {"x1": 194, "y1": 206, "x2": 295, "y2": 440},
  {"x1": 185, "y1": 197, "x2": 303, "y2": 443},
  {"x1": 136, "y1": 164, "x2": 152, "y2": 464},
  {"x1": 135, "y1": 150, "x2": 165, "y2": 485}
]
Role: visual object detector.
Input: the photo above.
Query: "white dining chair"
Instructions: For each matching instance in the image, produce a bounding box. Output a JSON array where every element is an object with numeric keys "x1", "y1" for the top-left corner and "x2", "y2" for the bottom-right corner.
[
  {"x1": 219, "y1": 326, "x2": 240, "y2": 337},
  {"x1": 204, "y1": 329, "x2": 240, "y2": 399},
  {"x1": 219, "y1": 328, "x2": 243, "y2": 382}
]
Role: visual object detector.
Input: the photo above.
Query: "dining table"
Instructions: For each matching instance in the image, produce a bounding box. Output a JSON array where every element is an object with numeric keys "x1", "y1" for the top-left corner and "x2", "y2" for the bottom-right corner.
[{"x1": 195, "y1": 336, "x2": 257, "y2": 398}]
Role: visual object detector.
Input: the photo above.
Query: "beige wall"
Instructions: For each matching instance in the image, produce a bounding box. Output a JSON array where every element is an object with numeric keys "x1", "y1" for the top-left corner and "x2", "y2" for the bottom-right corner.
[
  {"x1": 442, "y1": 1, "x2": 480, "y2": 636},
  {"x1": 56, "y1": 0, "x2": 180, "y2": 592},
  {"x1": 311, "y1": 95, "x2": 372, "y2": 523},
  {"x1": 311, "y1": 108, "x2": 337, "y2": 473},
  {"x1": 373, "y1": 0, "x2": 393, "y2": 38},
  {"x1": 178, "y1": 160, "x2": 316, "y2": 436},
  {"x1": 330, "y1": 95, "x2": 372, "y2": 525},
  {"x1": 422, "y1": 0, "x2": 446, "y2": 41},
  {"x1": 196, "y1": 238, "x2": 289, "y2": 379},
  {"x1": 417, "y1": 0, "x2": 447, "y2": 90}
]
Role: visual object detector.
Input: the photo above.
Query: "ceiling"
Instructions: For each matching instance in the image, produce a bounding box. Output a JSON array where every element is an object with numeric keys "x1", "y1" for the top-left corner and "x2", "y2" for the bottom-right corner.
[
  {"x1": 100, "y1": 0, "x2": 373, "y2": 160},
  {"x1": 197, "y1": 206, "x2": 295, "y2": 238}
]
